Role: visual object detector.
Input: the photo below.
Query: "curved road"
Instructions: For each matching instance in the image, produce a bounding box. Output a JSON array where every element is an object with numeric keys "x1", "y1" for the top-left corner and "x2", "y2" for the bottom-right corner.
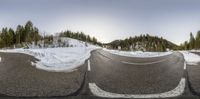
[
  {"x1": 89, "y1": 50, "x2": 184, "y2": 94},
  {"x1": 0, "y1": 50, "x2": 198, "y2": 98},
  {"x1": 187, "y1": 52, "x2": 200, "y2": 96}
]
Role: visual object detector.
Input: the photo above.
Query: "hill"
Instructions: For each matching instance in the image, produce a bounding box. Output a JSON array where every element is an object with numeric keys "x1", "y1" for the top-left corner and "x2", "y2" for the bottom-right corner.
[{"x1": 106, "y1": 34, "x2": 178, "y2": 52}]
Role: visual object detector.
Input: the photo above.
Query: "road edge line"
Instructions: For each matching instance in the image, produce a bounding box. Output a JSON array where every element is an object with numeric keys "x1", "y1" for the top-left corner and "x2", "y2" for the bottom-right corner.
[
  {"x1": 89, "y1": 78, "x2": 185, "y2": 98},
  {"x1": 184, "y1": 62, "x2": 187, "y2": 70},
  {"x1": 88, "y1": 60, "x2": 91, "y2": 71},
  {"x1": 121, "y1": 58, "x2": 167, "y2": 65}
]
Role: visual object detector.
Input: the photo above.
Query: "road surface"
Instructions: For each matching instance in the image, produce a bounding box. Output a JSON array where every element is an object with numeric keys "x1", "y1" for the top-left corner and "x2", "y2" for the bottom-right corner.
[
  {"x1": 187, "y1": 52, "x2": 200, "y2": 96},
  {"x1": 0, "y1": 50, "x2": 199, "y2": 99},
  {"x1": 89, "y1": 50, "x2": 184, "y2": 94},
  {"x1": 0, "y1": 52, "x2": 86, "y2": 97}
]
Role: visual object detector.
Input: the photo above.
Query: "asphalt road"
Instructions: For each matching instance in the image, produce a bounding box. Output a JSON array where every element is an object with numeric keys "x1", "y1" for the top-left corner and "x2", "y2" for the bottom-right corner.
[
  {"x1": 0, "y1": 52, "x2": 86, "y2": 97},
  {"x1": 89, "y1": 50, "x2": 184, "y2": 94},
  {"x1": 187, "y1": 52, "x2": 200, "y2": 96},
  {"x1": 0, "y1": 50, "x2": 199, "y2": 99}
]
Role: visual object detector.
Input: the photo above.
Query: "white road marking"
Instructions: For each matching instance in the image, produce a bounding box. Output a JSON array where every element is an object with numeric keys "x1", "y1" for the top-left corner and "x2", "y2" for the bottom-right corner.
[
  {"x1": 0, "y1": 57, "x2": 1, "y2": 62},
  {"x1": 89, "y1": 78, "x2": 185, "y2": 98},
  {"x1": 88, "y1": 60, "x2": 91, "y2": 71},
  {"x1": 121, "y1": 59, "x2": 167, "y2": 65},
  {"x1": 184, "y1": 62, "x2": 186, "y2": 70},
  {"x1": 99, "y1": 51, "x2": 169, "y2": 65}
]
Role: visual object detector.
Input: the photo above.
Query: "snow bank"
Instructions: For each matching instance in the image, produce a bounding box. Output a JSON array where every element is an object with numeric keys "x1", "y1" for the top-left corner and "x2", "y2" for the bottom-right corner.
[
  {"x1": 0, "y1": 37, "x2": 101, "y2": 72},
  {"x1": 180, "y1": 51, "x2": 200, "y2": 65},
  {"x1": 103, "y1": 48, "x2": 173, "y2": 58},
  {"x1": 190, "y1": 49, "x2": 199, "y2": 52}
]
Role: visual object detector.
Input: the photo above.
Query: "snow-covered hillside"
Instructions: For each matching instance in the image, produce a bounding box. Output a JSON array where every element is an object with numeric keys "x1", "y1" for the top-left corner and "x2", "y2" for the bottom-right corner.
[
  {"x1": 103, "y1": 48, "x2": 173, "y2": 58},
  {"x1": 0, "y1": 37, "x2": 101, "y2": 72},
  {"x1": 54, "y1": 37, "x2": 87, "y2": 47},
  {"x1": 27, "y1": 37, "x2": 87, "y2": 48}
]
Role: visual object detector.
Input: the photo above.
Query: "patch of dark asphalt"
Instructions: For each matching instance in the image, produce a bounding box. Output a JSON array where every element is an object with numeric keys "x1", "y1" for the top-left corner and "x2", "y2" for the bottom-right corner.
[{"x1": 0, "y1": 52, "x2": 86, "y2": 97}]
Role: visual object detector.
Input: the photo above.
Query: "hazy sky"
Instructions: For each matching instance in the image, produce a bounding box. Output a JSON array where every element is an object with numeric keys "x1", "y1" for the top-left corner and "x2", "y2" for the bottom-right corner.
[{"x1": 1, "y1": 0, "x2": 200, "y2": 45}]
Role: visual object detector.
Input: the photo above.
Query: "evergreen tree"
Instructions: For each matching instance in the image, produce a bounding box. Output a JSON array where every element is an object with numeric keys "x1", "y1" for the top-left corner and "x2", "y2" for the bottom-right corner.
[
  {"x1": 24, "y1": 21, "x2": 34, "y2": 43},
  {"x1": 184, "y1": 41, "x2": 189, "y2": 50},
  {"x1": 8, "y1": 28, "x2": 15, "y2": 45},
  {"x1": 189, "y1": 32, "x2": 195, "y2": 49},
  {"x1": 16, "y1": 25, "x2": 24, "y2": 43},
  {"x1": 92, "y1": 37, "x2": 97, "y2": 44},
  {"x1": 195, "y1": 31, "x2": 200, "y2": 49},
  {"x1": 0, "y1": 21, "x2": 43, "y2": 48}
]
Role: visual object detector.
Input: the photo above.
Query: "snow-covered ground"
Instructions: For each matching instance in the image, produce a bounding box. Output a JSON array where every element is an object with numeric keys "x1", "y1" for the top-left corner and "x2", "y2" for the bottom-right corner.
[
  {"x1": 0, "y1": 38, "x2": 101, "y2": 72},
  {"x1": 190, "y1": 49, "x2": 200, "y2": 53},
  {"x1": 180, "y1": 51, "x2": 200, "y2": 65},
  {"x1": 103, "y1": 48, "x2": 173, "y2": 58}
]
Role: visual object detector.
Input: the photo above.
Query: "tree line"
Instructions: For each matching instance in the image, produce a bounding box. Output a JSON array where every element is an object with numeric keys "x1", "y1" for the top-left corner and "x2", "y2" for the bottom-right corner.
[
  {"x1": 59, "y1": 30, "x2": 102, "y2": 46},
  {"x1": 0, "y1": 21, "x2": 41, "y2": 48},
  {"x1": 180, "y1": 31, "x2": 200, "y2": 50},
  {"x1": 107, "y1": 34, "x2": 178, "y2": 52},
  {"x1": 0, "y1": 21, "x2": 102, "y2": 48},
  {"x1": 1, "y1": 20, "x2": 200, "y2": 51}
]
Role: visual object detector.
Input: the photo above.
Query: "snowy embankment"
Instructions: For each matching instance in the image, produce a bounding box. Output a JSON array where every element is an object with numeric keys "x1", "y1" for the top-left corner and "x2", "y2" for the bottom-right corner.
[
  {"x1": 103, "y1": 48, "x2": 173, "y2": 58},
  {"x1": 0, "y1": 38, "x2": 101, "y2": 72},
  {"x1": 190, "y1": 49, "x2": 200, "y2": 52},
  {"x1": 180, "y1": 51, "x2": 200, "y2": 65}
]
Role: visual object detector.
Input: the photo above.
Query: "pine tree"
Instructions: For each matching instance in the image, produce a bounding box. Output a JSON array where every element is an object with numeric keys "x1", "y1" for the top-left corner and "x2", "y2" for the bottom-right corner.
[
  {"x1": 189, "y1": 32, "x2": 195, "y2": 49},
  {"x1": 184, "y1": 41, "x2": 189, "y2": 50},
  {"x1": 195, "y1": 31, "x2": 200, "y2": 49},
  {"x1": 92, "y1": 37, "x2": 97, "y2": 44},
  {"x1": 8, "y1": 28, "x2": 15, "y2": 46},
  {"x1": 16, "y1": 25, "x2": 24, "y2": 43}
]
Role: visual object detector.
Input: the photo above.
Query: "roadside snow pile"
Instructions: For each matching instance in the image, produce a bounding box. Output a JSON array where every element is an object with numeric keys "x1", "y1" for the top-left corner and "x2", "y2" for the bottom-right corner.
[
  {"x1": 190, "y1": 49, "x2": 200, "y2": 52},
  {"x1": 103, "y1": 48, "x2": 172, "y2": 58},
  {"x1": 0, "y1": 37, "x2": 101, "y2": 72},
  {"x1": 180, "y1": 51, "x2": 200, "y2": 65},
  {"x1": 0, "y1": 46, "x2": 99, "y2": 72}
]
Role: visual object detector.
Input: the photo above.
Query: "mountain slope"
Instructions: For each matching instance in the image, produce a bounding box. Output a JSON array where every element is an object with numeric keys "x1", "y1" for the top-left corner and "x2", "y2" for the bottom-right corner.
[{"x1": 106, "y1": 34, "x2": 178, "y2": 52}]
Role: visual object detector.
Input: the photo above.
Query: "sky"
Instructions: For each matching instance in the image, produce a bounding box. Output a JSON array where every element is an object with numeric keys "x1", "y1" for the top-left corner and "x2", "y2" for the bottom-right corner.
[{"x1": 0, "y1": 0, "x2": 200, "y2": 45}]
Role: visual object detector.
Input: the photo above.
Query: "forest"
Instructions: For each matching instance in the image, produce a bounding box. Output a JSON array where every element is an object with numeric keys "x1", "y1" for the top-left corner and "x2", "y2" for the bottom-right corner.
[
  {"x1": 0, "y1": 21, "x2": 100, "y2": 48},
  {"x1": 0, "y1": 21, "x2": 199, "y2": 51}
]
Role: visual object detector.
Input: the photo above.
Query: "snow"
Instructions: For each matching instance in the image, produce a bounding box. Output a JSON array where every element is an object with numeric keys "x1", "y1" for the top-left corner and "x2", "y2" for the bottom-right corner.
[
  {"x1": 190, "y1": 49, "x2": 200, "y2": 53},
  {"x1": 89, "y1": 78, "x2": 185, "y2": 98},
  {"x1": 103, "y1": 48, "x2": 173, "y2": 58},
  {"x1": 180, "y1": 51, "x2": 200, "y2": 65},
  {"x1": 0, "y1": 37, "x2": 101, "y2": 72}
]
